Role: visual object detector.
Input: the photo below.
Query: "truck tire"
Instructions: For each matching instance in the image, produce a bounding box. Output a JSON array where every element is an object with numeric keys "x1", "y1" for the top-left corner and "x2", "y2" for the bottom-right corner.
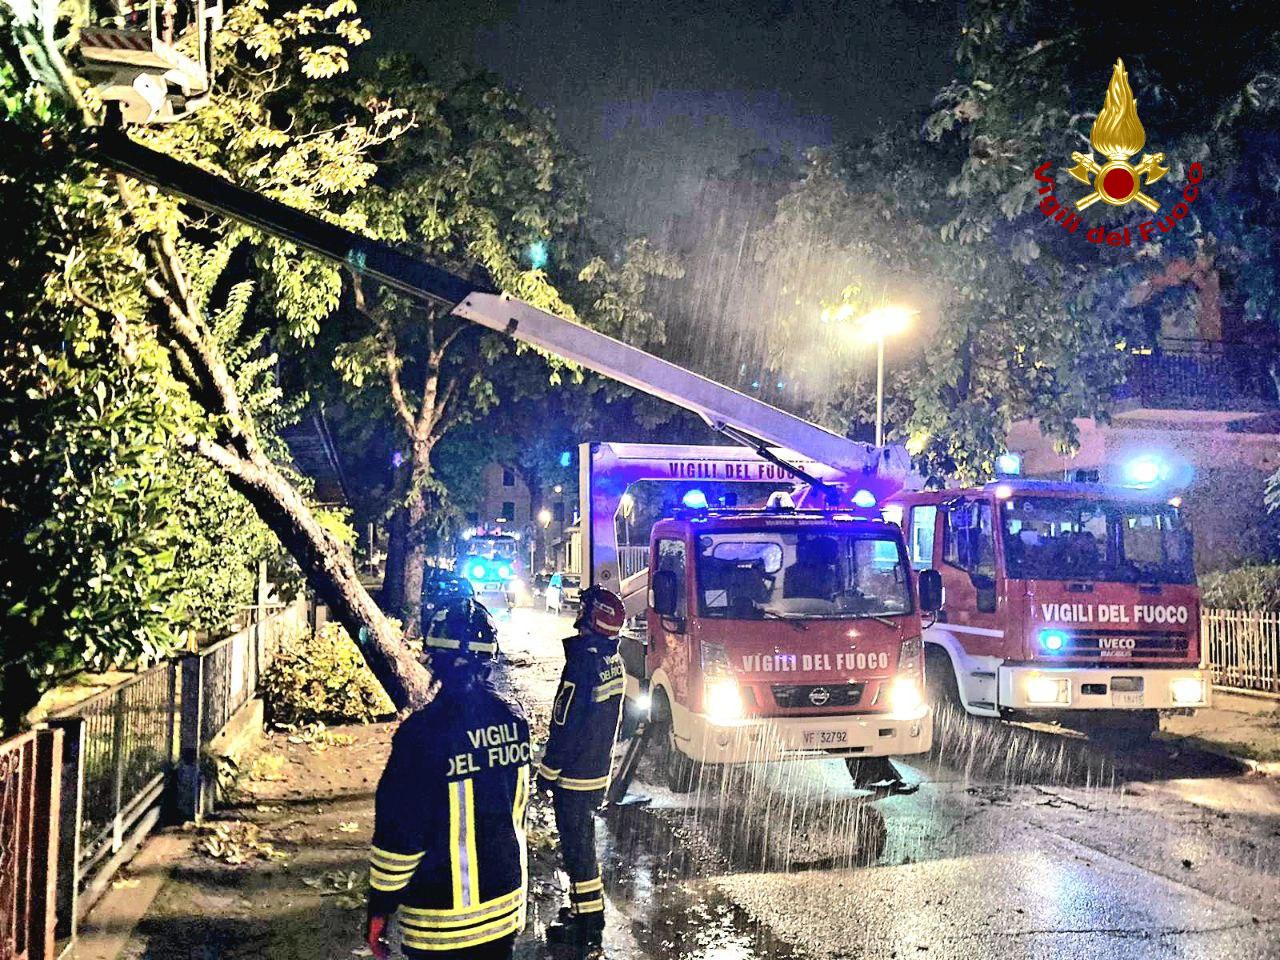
[
  {"x1": 845, "y1": 756, "x2": 899, "y2": 787},
  {"x1": 1081, "y1": 709, "x2": 1159, "y2": 748},
  {"x1": 651, "y1": 691, "x2": 699, "y2": 793},
  {"x1": 924, "y1": 643, "x2": 962, "y2": 711}
]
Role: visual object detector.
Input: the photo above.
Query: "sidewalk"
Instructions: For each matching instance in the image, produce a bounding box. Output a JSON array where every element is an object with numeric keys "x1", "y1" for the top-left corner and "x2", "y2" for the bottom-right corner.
[
  {"x1": 100, "y1": 609, "x2": 580, "y2": 960},
  {"x1": 1161, "y1": 688, "x2": 1280, "y2": 771}
]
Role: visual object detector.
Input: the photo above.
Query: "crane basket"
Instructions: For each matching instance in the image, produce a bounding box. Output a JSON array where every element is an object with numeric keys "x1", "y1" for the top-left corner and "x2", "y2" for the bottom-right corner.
[{"x1": 76, "y1": 1, "x2": 221, "y2": 123}]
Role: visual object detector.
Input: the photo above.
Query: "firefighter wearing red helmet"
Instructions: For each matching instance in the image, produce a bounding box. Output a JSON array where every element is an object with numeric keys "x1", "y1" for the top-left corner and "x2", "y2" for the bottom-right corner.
[{"x1": 537, "y1": 584, "x2": 626, "y2": 955}]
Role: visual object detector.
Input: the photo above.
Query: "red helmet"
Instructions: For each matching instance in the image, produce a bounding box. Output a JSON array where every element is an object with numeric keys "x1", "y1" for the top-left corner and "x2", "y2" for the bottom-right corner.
[{"x1": 577, "y1": 585, "x2": 626, "y2": 637}]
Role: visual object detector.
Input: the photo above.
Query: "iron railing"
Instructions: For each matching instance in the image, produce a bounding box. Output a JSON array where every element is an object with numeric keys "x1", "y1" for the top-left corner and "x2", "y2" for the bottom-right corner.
[
  {"x1": 1119, "y1": 339, "x2": 1280, "y2": 412},
  {"x1": 1203, "y1": 608, "x2": 1280, "y2": 695},
  {"x1": 50, "y1": 664, "x2": 177, "y2": 883},
  {"x1": 617, "y1": 546, "x2": 649, "y2": 582},
  {"x1": 0, "y1": 728, "x2": 62, "y2": 960}
]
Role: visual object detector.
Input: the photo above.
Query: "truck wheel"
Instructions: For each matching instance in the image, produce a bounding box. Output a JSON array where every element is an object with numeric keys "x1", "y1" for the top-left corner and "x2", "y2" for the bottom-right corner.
[
  {"x1": 925, "y1": 644, "x2": 962, "y2": 711},
  {"x1": 845, "y1": 756, "x2": 899, "y2": 787},
  {"x1": 651, "y1": 692, "x2": 699, "y2": 793},
  {"x1": 1082, "y1": 710, "x2": 1159, "y2": 748}
]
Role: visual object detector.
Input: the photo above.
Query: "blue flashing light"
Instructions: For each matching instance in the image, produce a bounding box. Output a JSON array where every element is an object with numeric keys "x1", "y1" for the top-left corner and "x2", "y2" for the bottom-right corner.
[
  {"x1": 852, "y1": 489, "x2": 877, "y2": 509},
  {"x1": 682, "y1": 489, "x2": 709, "y2": 510},
  {"x1": 558, "y1": 450, "x2": 572, "y2": 468},
  {"x1": 528, "y1": 240, "x2": 549, "y2": 270},
  {"x1": 1039, "y1": 629, "x2": 1068, "y2": 653},
  {"x1": 470, "y1": 564, "x2": 487, "y2": 580},
  {"x1": 995, "y1": 452, "x2": 1022, "y2": 477},
  {"x1": 1123, "y1": 455, "x2": 1164, "y2": 488}
]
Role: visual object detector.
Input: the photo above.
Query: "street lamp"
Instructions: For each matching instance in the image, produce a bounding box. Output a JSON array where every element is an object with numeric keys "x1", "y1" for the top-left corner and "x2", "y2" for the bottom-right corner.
[
  {"x1": 618, "y1": 492, "x2": 634, "y2": 547},
  {"x1": 537, "y1": 508, "x2": 552, "y2": 527},
  {"x1": 851, "y1": 305, "x2": 914, "y2": 446}
]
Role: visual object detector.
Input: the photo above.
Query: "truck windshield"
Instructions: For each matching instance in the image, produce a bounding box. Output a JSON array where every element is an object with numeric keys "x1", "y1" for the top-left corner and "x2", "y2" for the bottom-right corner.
[
  {"x1": 1001, "y1": 496, "x2": 1194, "y2": 584},
  {"x1": 695, "y1": 529, "x2": 912, "y2": 620}
]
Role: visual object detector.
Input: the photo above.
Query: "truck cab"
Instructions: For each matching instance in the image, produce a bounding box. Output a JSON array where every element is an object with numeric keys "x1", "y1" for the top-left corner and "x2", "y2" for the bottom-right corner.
[
  {"x1": 635, "y1": 501, "x2": 935, "y2": 786},
  {"x1": 894, "y1": 480, "x2": 1208, "y2": 739}
]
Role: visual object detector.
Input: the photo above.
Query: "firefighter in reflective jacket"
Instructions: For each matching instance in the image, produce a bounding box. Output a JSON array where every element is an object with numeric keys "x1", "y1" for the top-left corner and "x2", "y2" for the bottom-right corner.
[
  {"x1": 366, "y1": 600, "x2": 532, "y2": 960},
  {"x1": 536, "y1": 585, "x2": 627, "y2": 953}
]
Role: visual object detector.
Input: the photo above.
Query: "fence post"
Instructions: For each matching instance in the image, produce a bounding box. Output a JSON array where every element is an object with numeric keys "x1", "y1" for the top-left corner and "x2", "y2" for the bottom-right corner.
[
  {"x1": 109, "y1": 688, "x2": 127, "y2": 855},
  {"x1": 45, "y1": 716, "x2": 84, "y2": 942},
  {"x1": 175, "y1": 654, "x2": 206, "y2": 822},
  {"x1": 30, "y1": 727, "x2": 63, "y2": 960}
]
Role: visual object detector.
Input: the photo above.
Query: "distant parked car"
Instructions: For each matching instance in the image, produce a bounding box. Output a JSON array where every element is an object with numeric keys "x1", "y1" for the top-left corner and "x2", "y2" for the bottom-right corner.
[
  {"x1": 545, "y1": 572, "x2": 581, "y2": 613},
  {"x1": 421, "y1": 573, "x2": 475, "y2": 617}
]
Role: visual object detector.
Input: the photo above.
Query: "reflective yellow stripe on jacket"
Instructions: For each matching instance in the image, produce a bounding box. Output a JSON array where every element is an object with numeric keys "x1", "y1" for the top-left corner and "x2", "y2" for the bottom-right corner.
[
  {"x1": 449, "y1": 779, "x2": 480, "y2": 908},
  {"x1": 369, "y1": 846, "x2": 425, "y2": 892},
  {"x1": 400, "y1": 891, "x2": 523, "y2": 951},
  {"x1": 593, "y1": 678, "x2": 625, "y2": 701}
]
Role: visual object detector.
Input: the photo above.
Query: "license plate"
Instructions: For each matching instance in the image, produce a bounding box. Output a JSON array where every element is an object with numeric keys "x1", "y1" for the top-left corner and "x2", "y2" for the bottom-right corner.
[
  {"x1": 1112, "y1": 691, "x2": 1144, "y2": 708},
  {"x1": 802, "y1": 729, "x2": 848, "y2": 747}
]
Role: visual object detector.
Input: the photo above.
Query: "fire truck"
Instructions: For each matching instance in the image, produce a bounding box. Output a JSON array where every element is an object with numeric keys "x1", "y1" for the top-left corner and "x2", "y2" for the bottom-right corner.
[
  {"x1": 583, "y1": 443, "x2": 938, "y2": 790},
  {"x1": 32, "y1": 2, "x2": 940, "y2": 787},
  {"x1": 891, "y1": 475, "x2": 1208, "y2": 743}
]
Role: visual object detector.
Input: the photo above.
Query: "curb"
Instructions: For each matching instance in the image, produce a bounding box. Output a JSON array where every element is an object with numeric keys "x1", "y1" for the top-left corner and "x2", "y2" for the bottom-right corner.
[{"x1": 1159, "y1": 733, "x2": 1280, "y2": 777}]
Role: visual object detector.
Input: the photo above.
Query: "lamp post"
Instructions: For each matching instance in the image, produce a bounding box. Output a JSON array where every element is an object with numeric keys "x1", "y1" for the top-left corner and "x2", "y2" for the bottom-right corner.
[
  {"x1": 537, "y1": 508, "x2": 552, "y2": 571},
  {"x1": 852, "y1": 305, "x2": 914, "y2": 446}
]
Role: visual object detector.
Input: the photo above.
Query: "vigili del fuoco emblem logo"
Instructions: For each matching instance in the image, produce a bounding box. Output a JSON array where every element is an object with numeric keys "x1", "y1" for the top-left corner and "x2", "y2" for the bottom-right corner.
[
  {"x1": 1033, "y1": 57, "x2": 1205, "y2": 247},
  {"x1": 1066, "y1": 58, "x2": 1168, "y2": 212}
]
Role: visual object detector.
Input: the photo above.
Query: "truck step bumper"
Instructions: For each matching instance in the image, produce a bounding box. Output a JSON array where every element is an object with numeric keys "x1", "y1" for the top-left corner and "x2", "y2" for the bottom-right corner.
[
  {"x1": 678, "y1": 708, "x2": 933, "y2": 764},
  {"x1": 998, "y1": 666, "x2": 1210, "y2": 711}
]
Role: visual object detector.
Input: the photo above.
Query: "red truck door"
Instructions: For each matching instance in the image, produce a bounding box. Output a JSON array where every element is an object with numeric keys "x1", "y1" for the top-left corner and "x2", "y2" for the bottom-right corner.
[{"x1": 938, "y1": 498, "x2": 1006, "y2": 657}]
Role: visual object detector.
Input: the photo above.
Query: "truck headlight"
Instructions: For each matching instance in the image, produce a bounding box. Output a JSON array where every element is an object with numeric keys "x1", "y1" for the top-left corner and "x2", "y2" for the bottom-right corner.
[
  {"x1": 1170, "y1": 677, "x2": 1206, "y2": 706},
  {"x1": 887, "y1": 676, "x2": 927, "y2": 720},
  {"x1": 704, "y1": 677, "x2": 744, "y2": 723},
  {"x1": 1025, "y1": 675, "x2": 1070, "y2": 705}
]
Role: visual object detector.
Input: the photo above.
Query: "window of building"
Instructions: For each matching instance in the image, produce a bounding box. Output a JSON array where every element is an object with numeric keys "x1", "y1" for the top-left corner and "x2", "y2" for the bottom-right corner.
[
  {"x1": 502, "y1": 468, "x2": 515, "y2": 487},
  {"x1": 552, "y1": 502, "x2": 565, "y2": 522},
  {"x1": 502, "y1": 501, "x2": 515, "y2": 521}
]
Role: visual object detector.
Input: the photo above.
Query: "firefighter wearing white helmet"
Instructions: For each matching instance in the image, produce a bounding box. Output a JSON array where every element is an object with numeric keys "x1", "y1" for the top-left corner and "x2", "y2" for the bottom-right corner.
[{"x1": 537, "y1": 585, "x2": 627, "y2": 955}]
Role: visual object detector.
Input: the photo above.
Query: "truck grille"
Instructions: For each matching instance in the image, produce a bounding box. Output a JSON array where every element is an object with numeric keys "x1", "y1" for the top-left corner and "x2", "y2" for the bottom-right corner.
[
  {"x1": 1054, "y1": 629, "x2": 1190, "y2": 661},
  {"x1": 771, "y1": 683, "x2": 864, "y2": 709}
]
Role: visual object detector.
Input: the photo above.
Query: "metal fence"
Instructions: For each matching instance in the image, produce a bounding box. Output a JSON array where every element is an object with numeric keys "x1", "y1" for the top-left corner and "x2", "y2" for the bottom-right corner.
[
  {"x1": 0, "y1": 728, "x2": 61, "y2": 960},
  {"x1": 198, "y1": 602, "x2": 305, "y2": 744},
  {"x1": 1202, "y1": 608, "x2": 1280, "y2": 695},
  {"x1": 1119, "y1": 339, "x2": 1280, "y2": 413},
  {"x1": 0, "y1": 598, "x2": 313, "y2": 956},
  {"x1": 52, "y1": 664, "x2": 177, "y2": 885}
]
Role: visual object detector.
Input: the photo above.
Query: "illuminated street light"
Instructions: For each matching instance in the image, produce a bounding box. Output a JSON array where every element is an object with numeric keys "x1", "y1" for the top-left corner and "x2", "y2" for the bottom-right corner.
[
  {"x1": 538, "y1": 508, "x2": 552, "y2": 527},
  {"x1": 619, "y1": 492, "x2": 635, "y2": 517},
  {"x1": 848, "y1": 304, "x2": 915, "y2": 447}
]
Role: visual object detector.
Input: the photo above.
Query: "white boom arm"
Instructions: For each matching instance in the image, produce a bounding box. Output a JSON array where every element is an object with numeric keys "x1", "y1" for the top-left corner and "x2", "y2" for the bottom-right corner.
[{"x1": 451, "y1": 292, "x2": 903, "y2": 476}]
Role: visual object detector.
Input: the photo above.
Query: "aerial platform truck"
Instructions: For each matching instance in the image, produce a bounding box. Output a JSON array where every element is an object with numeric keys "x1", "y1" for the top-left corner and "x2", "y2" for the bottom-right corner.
[{"x1": 25, "y1": 0, "x2": 940, "y2": 790}]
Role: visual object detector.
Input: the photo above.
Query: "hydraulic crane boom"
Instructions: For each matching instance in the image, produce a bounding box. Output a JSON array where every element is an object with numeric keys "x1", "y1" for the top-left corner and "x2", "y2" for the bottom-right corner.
[{"x1": 90, "y1": 127, "x2": 905, "y2": 489}]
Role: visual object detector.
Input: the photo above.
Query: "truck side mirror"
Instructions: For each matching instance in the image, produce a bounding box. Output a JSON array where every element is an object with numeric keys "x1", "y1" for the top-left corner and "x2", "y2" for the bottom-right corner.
[
  {"x1": 652, "y1": 569, "x2": 679, "y2": 617},
  {"x1": 918, "y1": 569, "x2": 944, "y2": 613}
]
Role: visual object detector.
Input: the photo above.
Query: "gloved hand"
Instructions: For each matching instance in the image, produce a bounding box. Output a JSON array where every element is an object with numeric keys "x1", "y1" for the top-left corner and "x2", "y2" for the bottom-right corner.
[{"x1": 366, "y1": 912, "x2": 390, "y2": 960}]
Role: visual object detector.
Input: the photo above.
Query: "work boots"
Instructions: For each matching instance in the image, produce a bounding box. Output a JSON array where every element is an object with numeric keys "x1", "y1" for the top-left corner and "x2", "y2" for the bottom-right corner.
[{"x1": 546, "y1": 908, "x2": 604, "y2": 958}]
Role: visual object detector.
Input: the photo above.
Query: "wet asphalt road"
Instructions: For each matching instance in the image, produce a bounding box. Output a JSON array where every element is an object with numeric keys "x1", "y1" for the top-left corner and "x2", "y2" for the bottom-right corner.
[{"x1": 498, "y1": 607, "x2": 1280, "y2": 960}]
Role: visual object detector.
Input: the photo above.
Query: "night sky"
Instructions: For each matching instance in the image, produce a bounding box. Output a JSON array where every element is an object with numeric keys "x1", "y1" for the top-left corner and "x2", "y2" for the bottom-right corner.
[{"x1": 367, "y1": 0, "x2": 959, "y2": 233}]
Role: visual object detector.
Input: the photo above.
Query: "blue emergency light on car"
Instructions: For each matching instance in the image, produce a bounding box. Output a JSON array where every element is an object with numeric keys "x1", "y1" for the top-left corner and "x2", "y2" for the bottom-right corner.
[
  {"x1": 1123, "y1": 455, "x2": 1165, "y2": 488},
  {"x1": 1039, "y1": 629, "x2": 1068, "y2": 653},
  {"x1": 852, "y1": 489, "x2": 877, "y2": 508}
]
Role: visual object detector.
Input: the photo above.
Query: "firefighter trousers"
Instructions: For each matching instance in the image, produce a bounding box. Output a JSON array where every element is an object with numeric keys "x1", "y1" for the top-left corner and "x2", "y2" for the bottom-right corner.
[
  {"x1": 551, "y1": 788, "x2": 605, "y2": 924},
  {"x1": 403, "y1": 932, "x2": 516, "y2": 960}
]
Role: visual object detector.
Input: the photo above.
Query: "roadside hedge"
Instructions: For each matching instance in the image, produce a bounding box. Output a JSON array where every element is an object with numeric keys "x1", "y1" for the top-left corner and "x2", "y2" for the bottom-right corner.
[
  {"x1": 1199, "y1": 565, "x2": 1280, "y2": 612},
  {"x1": 263, "y1": 622, "x2": 394, "y2": 726}
]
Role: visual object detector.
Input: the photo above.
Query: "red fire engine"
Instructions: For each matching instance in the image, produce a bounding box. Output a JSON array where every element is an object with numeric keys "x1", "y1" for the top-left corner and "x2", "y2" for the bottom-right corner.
[
  {"x1": 581, "y1": 443, "x2": 939, "y2": 791},
  {"x1": 891, "y1": 477, "x2": 1208, "y2": 742}
]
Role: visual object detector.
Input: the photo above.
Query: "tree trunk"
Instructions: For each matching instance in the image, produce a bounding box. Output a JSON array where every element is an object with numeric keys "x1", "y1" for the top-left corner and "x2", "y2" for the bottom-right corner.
[
  {"x1": 203, "y1": 440, "x2": 432, "y2": 710},
  {"x1": 382, "y1": 493, "x2": 408, "y2": 616}
]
